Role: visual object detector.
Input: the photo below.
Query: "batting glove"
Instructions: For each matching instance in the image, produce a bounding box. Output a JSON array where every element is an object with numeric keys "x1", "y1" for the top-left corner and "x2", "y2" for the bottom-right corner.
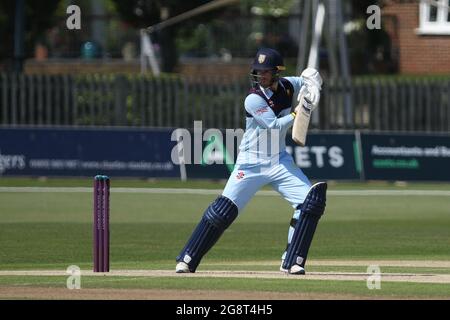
[{"x1": 298, "y1": 68, "x2": 323, "y2": 111}]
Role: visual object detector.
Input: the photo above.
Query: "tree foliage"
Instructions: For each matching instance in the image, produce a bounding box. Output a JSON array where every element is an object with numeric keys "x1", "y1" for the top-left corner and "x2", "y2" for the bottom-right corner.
[
  {"x1": 0, "y1": 0, "x2": 62, "y2": 70},
  {"x1": 239, "y1": 0, "x2": 297, "y2": 16},
  {"x1": 110, "y1": 0, "x2": 226, "y2": 28},
  {"x1": 111, "y1": 0, "x2": 234, "y2": 72},
  {"x1": 347, "y1": 0, "x2": 397, "y2": 73}
]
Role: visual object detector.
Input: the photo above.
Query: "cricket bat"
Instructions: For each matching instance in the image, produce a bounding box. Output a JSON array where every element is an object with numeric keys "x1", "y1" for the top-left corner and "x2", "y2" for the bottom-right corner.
[{"x1": 291, "y1": 92, "x2": 311, "y2": 147}]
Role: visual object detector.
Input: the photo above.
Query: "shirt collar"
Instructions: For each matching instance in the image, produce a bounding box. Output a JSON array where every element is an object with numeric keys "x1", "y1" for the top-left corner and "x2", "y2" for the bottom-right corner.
[
  {"x1": 258, "y1": 85, "x2": 274, "y2": 99},
  {"x1": 258, "y1": 79, "x2": 283, "y2": 99}
]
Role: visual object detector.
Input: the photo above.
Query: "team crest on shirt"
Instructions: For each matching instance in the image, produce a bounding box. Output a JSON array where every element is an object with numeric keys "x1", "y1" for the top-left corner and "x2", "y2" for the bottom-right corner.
[
  {"x1": 258, "y1": 54, "x2": 266, "y2": 64},
  {"x1": 236, "y1": 171, "x2": 245, "y2": 180}
]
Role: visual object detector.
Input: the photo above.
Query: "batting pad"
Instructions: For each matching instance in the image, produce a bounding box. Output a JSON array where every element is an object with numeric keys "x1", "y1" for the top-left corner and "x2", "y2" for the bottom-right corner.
[
  {"x1": 176, "y1": 196, "x2": 238, "y2": 272},
  {"x1": 282, "y1": 182, "x2": 327, "y2": 271}
]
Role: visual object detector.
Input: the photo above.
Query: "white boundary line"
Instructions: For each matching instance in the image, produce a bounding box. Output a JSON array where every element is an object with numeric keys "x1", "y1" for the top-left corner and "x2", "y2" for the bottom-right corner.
[{"x1": 0, "y1": 187, "x2": 450, "y2": 196}]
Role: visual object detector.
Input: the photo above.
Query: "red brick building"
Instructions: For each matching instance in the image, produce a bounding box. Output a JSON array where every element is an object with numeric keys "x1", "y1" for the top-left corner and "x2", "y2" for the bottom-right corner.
[{"x1": 382, "y1": 0, "x2": 450, "y2": 74}]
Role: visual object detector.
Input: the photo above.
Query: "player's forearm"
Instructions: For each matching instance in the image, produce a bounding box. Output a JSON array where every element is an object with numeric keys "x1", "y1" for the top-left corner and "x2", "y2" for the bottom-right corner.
[{"x1": 278, "y1": 112, "x2": 296, "y2": 129}]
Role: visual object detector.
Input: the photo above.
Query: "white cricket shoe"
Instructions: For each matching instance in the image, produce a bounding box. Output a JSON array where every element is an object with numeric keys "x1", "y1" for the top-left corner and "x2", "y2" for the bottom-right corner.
[
  {"x1": 289, "y1": 264, "x2": 305, "y2": 275},
  {"x1": 280, "y1": 260, "x2": 288, "y2": 273},
  {"x1": 175, "y1": 262, "x2": 191, "y2": 273}
]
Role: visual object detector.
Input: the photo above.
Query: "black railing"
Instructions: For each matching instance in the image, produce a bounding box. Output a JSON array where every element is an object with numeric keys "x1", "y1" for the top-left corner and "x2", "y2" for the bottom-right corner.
[{"x1": 1, "y1": 73, "x2": 450, "y2": 132}]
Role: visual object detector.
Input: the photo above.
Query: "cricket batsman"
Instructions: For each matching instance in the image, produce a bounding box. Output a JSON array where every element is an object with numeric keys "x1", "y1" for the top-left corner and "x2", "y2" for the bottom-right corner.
[{"x1": 176, "y1": 48, "x2": 326, "y2": 275}]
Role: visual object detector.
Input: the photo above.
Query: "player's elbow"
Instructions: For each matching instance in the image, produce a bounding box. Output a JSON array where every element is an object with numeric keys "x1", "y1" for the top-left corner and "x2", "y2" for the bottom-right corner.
[{"x1": 266, "y1": 120, "x2": 282, "y2": 130}]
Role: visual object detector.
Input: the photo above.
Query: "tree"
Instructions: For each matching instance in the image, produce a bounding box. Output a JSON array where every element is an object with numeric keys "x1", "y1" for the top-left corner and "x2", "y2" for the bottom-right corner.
[
  {"x1": 111, "y1": 0, "x2": 229, "y2": 72},
  {"x1": 240, "y1": 0, "x2": 296, "y2": 16},
  {"x1": 348, "y1": 0, "x2": 398, "y2": 73},
  {"x1": 0, "y1": 0, "x2": 62, "y2": 71}
]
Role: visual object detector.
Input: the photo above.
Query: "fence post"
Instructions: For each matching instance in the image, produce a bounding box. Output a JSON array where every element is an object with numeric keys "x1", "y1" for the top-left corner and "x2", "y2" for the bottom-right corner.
[
  {"x1": 139, "y1": 75, "x2": 146, "y2": 126},
  {"x1": 11, "y1": 73, "x2": 18, "y2": 125},
  {"x1": 45, "y1": 74, "x2": 52, "y2": 125},
  {"x1": 28, "y1": 74, "x2": 35, "y2": 125},
  {"x1": 1, "y1": 74, "x2": 8, "y2": 124},
  {"x1": 441, "y1": 80, "x2": 450, "y2": 131},
  {"x1": 19, "y1": 73, "x2": 26, "y2": 124},
  {"x1": 114, "y1": 74, "x2": 128, "y2": 126},
  {"x1": 182, "y1": 76, "x2": 192, "y2": 128},
  {"x1": 54, "y1": 75, "x2": 61, "y2": 125},
  {"x1": 72, "y1": 75, "x2": 78, "y2": 126}
]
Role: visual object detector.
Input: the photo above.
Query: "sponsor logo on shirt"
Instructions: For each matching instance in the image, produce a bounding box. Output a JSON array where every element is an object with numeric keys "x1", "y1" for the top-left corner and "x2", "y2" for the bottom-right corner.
[{"x1": 255, "y1": 107, "x2": 268, "y2": 115}]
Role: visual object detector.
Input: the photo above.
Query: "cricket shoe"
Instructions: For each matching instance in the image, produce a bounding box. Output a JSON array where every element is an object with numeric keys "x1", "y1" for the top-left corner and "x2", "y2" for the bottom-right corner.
[
  {"x1": 280, "y1": 260, "x2": 288, "y2": 273},
  {"x1": 280, "y1": 260, "x2": 306, "y2": 275},
  {"x1": 175, "y1": 262, "x2": 191, "y2": 273},
  {"x1": 289, "y1": 264, "x2": 305, "y2": 275}
]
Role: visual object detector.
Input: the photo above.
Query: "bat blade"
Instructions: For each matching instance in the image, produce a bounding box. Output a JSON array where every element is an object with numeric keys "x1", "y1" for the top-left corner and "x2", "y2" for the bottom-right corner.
[{"x1": 292, "y1": 95, "x2": 311, "y2": 146}]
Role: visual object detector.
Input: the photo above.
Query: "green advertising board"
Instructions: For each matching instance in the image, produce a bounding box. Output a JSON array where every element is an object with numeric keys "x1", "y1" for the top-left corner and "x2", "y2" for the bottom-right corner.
[{"x1": 360, "y1": 132, "x2": 450, "y2": 181}]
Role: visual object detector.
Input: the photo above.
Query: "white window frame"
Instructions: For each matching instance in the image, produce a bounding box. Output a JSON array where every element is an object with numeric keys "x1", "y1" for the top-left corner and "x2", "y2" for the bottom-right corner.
[{"x1": 416, "y1": 0, "x2": 450, "y2": 35}]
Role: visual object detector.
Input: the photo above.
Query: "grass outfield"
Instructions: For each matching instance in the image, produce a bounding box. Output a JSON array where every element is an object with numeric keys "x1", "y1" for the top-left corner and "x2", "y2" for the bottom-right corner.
[
  {"x1": 1, "y1": 177, "x2": 450, "y2": 190},
  {"x1": 0, "y1": 177, "x2": 449, "y2": 299}
]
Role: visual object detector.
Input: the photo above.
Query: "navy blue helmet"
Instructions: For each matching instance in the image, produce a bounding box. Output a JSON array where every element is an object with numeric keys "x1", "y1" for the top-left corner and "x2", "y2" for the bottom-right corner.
[{"x1": 251, "y1": 47, "x2": 286, "y2": 71}]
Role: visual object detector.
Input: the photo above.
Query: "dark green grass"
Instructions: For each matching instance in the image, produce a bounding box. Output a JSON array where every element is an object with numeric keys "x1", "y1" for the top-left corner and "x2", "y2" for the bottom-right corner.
[
  {"x1": 0, "y1": 177, "x2": 226, "y2": 189},
  {"x1": 1, "y1": 177, "x2": 450, "y2": 190},
  {"x1": 0, "y1": 179, "x2": 449, "y2": 298},
  {"x1": 1, "y1": 221, "x2": 449, "y2": 270},
  {"x1": 0, "y1": 192, "x2": 449, "y2": 270}
]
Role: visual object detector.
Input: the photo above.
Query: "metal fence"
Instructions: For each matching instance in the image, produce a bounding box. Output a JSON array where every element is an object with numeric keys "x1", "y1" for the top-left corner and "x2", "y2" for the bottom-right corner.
[
  {"x1": 1, "y1": 73, "x2": 450, "y2": 132},
  {"x1": 322, "y1": 77, "x2": 450, "y2": 132}
]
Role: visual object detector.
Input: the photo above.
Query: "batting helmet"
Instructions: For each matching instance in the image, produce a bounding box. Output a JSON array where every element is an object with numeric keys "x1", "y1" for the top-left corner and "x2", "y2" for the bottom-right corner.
[
  {"x1": 250, "y1": 48, "x2": 285, "y2": 88},
  {"x1": 251, "y1": 48, "x2": 286, "y2": 71}
]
